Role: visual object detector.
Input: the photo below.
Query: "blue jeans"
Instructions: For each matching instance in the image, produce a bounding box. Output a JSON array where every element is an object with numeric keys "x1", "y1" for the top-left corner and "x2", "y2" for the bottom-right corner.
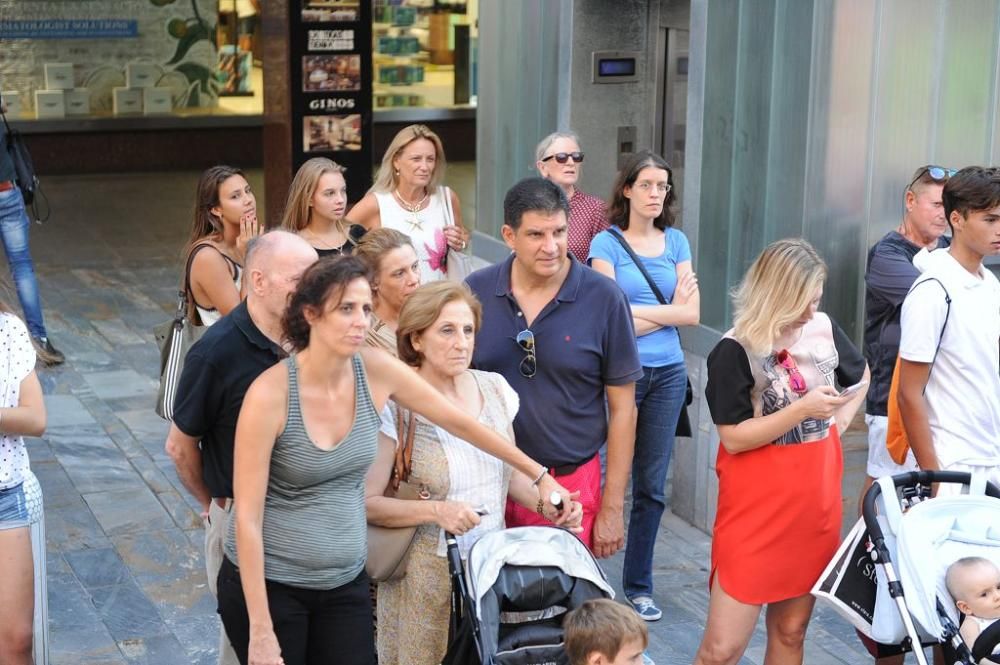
[
  {"x1": 623, "y1": 362, "x2": 687, "y2": 600},
  {"x1": 0, "y1": 188, "x2": 46, "y2": 339}
]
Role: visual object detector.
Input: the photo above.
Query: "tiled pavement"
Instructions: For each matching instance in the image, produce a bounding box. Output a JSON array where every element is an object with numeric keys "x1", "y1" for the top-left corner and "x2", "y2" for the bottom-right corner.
[{"x1": 24, "y1": 170, "x2": 886, "y2": 664}]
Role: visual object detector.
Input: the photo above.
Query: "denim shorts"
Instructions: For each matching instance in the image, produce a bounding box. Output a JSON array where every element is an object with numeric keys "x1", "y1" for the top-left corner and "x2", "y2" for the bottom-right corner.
[{"x1": 0, "y1": 471, "x2": 43, "y2": 530}]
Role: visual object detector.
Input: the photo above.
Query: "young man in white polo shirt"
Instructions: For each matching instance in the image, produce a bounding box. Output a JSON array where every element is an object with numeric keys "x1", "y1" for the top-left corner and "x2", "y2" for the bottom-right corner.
[{"x1": 898, "y1": 166, "x2": 1000, "y2": 493}]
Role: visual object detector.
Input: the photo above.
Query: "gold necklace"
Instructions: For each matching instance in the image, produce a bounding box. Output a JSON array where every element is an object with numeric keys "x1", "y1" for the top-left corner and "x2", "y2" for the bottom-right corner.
[
  {"x1": 394, "y1": 188, "x2": 429, "y2": 231},
  {"x1": 304, "y1": 226, "x2": 345, "y2": 251}
]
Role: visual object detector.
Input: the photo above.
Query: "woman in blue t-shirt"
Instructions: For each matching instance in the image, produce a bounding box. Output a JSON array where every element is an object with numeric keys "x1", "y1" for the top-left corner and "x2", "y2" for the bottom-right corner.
[{"x1": 589, "y1": 150, "x2": 699, "y2": 622}]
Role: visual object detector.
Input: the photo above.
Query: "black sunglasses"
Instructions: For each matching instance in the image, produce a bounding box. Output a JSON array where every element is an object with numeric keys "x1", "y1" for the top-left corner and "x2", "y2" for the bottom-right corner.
[
  {"x1": 541, "y1": 151, "x2": 585, "y2": 164},
  {"x1": 907, "y1": 165, "x2": 957, "y2": 191},
  {"x1": 516, "y1": 329, "x2": 536, "y2": 378}
]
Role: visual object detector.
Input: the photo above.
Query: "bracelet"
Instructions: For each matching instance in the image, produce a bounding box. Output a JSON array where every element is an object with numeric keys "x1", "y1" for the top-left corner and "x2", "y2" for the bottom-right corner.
[
  {"x1": 536, "y1": 497, "x2": 546, "y2": 517},
  {"x1": 530, "y1": 466, "x2": 548, "y2": 487}
]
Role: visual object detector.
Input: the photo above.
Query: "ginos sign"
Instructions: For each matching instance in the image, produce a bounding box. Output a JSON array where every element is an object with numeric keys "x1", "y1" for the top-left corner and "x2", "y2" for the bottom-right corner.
[{"x1": 308, "y1": 98, "x2": 356, "y2": 111}]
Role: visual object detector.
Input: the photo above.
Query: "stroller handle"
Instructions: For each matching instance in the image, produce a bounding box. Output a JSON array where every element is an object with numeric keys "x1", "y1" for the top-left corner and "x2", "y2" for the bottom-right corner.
[{"x1": 862, "y1": 470, "x2": 1000, "y2": 562}]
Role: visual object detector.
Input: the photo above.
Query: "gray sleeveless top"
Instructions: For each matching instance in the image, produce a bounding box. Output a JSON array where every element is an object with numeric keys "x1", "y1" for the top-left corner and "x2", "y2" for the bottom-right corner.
[{"x1": 224, "y1": 353, "x2": 380, "y2": 589}]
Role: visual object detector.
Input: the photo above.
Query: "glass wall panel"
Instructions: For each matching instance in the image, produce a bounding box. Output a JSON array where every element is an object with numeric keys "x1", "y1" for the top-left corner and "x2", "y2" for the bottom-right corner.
[{"x1": 694, "y1": 0, "x2": 1000, "y2": 337}]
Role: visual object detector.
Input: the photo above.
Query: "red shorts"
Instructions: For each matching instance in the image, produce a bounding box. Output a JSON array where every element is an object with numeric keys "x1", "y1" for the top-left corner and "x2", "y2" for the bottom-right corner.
[{"x1": 505, "y1": 455, "x2": 602, "y2": 551}]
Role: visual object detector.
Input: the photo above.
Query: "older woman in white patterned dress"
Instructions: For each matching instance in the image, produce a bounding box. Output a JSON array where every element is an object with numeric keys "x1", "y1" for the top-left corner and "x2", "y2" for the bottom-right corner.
[{"x1": 364, "y1": 281, "x2": 583, "y2": 665}]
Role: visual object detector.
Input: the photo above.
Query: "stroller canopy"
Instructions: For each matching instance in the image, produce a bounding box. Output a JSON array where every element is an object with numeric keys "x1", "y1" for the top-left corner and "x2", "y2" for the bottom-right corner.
[
  {"x1": 464, "y1": 526, "x2": 614, "y2": 663},
  {"x1": 896, "y1": 493, "x2": 1000, "y2": 638}
]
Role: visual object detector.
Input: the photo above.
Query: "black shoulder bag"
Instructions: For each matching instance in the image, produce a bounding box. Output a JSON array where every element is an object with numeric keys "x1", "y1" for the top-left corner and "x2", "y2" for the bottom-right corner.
[
  {"x1": 606, "y1": 228, "x2": 694, "y2": 437},
  {"x1": 1, "y1": 103, "x2": 47, "y2": 222}
]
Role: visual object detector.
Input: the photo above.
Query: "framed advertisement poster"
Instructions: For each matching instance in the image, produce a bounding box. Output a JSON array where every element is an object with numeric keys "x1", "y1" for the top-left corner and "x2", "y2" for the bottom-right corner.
[{"x1": 289, "y1": 0, "x2": 372, "y2": 200}]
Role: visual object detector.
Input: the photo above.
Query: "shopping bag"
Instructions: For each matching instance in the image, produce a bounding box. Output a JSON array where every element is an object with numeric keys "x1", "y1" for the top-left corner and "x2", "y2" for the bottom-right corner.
[{"x1": 812, "y1": 516, "x2": 877, "y2": 636}]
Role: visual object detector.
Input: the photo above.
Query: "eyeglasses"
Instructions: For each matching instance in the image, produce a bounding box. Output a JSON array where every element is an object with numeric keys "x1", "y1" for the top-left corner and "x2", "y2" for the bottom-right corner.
[
  {"x1": 906, "y1": 165, "x2": 957, "y2": 192},
  {"x1": 634, "y1": 181, "x2": 672, "y2": 194},
  {"x1": 775, "y1": 349, "x2": 807, "y2": 396},
  {"x1": 516, "y1": 329, "x2": 536, "y2": 378},
  {"x1": 541, "y1": 151, "x2": 585, "y2": 164}
]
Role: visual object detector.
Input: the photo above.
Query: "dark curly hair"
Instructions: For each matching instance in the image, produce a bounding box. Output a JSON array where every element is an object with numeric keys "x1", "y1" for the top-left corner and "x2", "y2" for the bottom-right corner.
[
  {"x1": 606, "y1": 151, "x2": 675, "y2": 231},
  {"x1": 281, "y1": 256, "x2": 372, "y2": 352}
]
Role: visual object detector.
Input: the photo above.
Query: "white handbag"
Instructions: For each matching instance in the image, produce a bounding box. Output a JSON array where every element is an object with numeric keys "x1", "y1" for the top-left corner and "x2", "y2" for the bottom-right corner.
[{"x1": 441, "y1": 186, "x2": 474, "y2": 282}]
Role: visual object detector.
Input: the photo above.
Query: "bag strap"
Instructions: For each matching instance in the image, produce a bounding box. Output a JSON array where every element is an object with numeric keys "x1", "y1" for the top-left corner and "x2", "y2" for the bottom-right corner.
[
  {"x1": 441, "y1": 186, "x2": 454, "y2": 227},
  {"x1": 391, "y1": 406, "x2": 417, "y2": 491},
  {"x1": 909, "y1": 277, "x2": 951, "y2": 392},
  {"x1": 606, "y1": 228, "x2": 668, "y2": 305},
  {"x1": 179, "y1": 243, "x2": 216, "y2": 323}
]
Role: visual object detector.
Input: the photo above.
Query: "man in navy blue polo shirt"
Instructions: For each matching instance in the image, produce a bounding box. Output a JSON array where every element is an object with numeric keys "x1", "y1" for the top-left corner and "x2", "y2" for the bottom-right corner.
[{"x1": 466, "y1": 177, "x2": 641, "y2": 558}]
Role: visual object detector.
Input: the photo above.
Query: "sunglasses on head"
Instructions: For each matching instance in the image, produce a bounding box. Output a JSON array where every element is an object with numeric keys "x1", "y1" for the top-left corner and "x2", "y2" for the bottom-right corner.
[
  {"x1": 775, "y1": 349, "x2": 808, "y2": 396},
  {"x1": 541, "y1": 152, "x2": 585, "y2": 164},
  {"x1": 907, "y1": 165, "x2": 957, "y2": 192},
  {"x1": 516, "y1": 329, "x2": 536, "y2": 378}
]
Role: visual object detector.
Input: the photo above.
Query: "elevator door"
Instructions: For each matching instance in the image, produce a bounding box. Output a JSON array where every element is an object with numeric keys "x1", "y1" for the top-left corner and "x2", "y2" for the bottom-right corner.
[{"x1": 659, "y1": 27, "x2": 688, "y2": 225}]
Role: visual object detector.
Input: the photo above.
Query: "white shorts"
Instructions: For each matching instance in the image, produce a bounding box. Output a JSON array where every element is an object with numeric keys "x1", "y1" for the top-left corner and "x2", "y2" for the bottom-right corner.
[{"x1": 866, "y1": 414, "x2": 918, "y2": 479}]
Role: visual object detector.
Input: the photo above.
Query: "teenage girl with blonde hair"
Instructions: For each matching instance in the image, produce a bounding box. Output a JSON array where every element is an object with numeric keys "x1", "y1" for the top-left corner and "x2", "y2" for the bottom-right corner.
[
  {"x1": 280, "y1": 157, "x2": 366, "y2": 257},
  {"x1": 692, "y1": 238, "x2": 870, "y2": 665}
]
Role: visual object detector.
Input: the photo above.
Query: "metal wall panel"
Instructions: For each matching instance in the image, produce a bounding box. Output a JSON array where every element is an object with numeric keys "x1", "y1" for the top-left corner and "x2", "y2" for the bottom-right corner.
[{"x1": 694, "y1": 0, "x2": 1000, "y2": 338}]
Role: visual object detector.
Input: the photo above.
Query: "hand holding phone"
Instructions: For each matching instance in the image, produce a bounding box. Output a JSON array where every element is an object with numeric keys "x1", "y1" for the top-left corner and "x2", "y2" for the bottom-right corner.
[{"x1": 839, "y1": 380, "x2": 868, "y2": 398}]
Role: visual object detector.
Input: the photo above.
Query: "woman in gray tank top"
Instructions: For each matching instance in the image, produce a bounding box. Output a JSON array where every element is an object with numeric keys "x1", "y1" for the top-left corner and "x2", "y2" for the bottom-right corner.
[{"x1": 217, "y1": 256, "x2": 573, "y2": 665}]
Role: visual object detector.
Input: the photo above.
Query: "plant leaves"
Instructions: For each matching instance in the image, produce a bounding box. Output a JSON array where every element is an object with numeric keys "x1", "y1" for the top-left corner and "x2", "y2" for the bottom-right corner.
[
  {"x1": 166, "y1": 20, "x2": 210, "y2": 65},
  {"x1": 173, "y1": 62, "x2": 218, "y2": 106}
]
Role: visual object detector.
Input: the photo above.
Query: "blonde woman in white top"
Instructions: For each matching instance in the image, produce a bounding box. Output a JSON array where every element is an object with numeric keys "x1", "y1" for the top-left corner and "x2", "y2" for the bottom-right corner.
[
  {"x1": 365, "y1": 281, "x2": 583, "y2": 665},
  {"x1": 347, "y1": 124, "x2": 469, "y2": 281}
]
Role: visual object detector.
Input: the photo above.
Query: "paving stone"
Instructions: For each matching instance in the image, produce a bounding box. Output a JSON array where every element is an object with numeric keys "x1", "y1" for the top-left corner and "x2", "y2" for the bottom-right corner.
[
  {"x1": 116, "y1": 409, "x2": 170, "y2": 444},
  {"x1": 32, "y1": 459, "x2": 81, "y2": 509},
  {"x1": 83, "y1": 487, "x2": 175, "y2": 536},
  {"x1": 45, "y1": 393, "x2": 98, "y2": 427},
  {"x1": 47, "y1": 572, "x2": 104, "y2": 630},
  {"x1": 89, "y1": 580, "x2": 170, "y2": 641},
  {"x1": 65, "y1": 547, "x2": 131, "y2": 588},
  {"x1": 82, "y1": 369, "x2": 157, "y2": 400},
  {"x1": 156, "y1": 487, "x2": 201, "y2": 531},
  {"x1": 164, "y1": 616, "x2": 220, "y2": 665},
  {"x1": 112, "y1": 529, "x2": 204, "y2": 587},
  {"x1": 129, "y1": 455, "x2": 174, "y2": 495},
  {"x1": 45, "y1": 497, "x2": 112, "y2": 551},
  {"x1": 91, "y1": 319, "x2": 150, "y2": 347},
  {"x1": 49, "y1": 621, "x2": 125, "y2": 665},
  {"x1": 117, "y1": 633, "x2": 193, "y2": 665},
  {"x1": 55, "y1": 448, "x2": 146, "y2": 495}
]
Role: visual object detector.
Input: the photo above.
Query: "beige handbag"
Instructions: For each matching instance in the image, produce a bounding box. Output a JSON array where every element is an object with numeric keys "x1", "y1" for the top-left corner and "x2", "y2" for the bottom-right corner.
[{"x1": 366, "y1": 408, "x2": 429, "y2": 583}]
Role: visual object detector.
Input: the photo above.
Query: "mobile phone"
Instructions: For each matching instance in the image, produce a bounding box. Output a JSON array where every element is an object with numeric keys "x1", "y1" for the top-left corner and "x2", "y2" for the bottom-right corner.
[{"x1": 839, "y1": 381, "x2": 868, "y2": 398}]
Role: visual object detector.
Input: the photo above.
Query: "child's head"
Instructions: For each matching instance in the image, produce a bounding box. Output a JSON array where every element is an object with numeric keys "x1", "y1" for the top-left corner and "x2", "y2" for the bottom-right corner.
[
  {"x1": 946, "y1": 557, "x2": 1000, "y2": 618},
  {"x1": 563, "y1": 599, "x2": 649, "y2": 665}
]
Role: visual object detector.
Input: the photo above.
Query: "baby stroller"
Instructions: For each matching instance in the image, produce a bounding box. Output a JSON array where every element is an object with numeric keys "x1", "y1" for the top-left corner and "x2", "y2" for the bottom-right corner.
[
  {"x1": 442, "y1": 525, "x2": 614, "y2": 665},
  {"x1": 862, "y1": 470, "x2": 1000, "y2": 665}
]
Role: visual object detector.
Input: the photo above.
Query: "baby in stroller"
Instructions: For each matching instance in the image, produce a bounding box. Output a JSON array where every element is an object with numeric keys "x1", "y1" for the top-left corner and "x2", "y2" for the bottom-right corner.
[{"x1": 946, "y1": 557, "x2": 1000, "y2": 661}]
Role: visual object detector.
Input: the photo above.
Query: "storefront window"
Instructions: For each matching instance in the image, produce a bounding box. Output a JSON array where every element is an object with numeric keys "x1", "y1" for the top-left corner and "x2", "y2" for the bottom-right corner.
[
  {"x1": 0, "y1": 0, "x2": 262, "y2": 121},
  {"x1": 371, "y1": 0, "x2": 477, "y2": 111}
]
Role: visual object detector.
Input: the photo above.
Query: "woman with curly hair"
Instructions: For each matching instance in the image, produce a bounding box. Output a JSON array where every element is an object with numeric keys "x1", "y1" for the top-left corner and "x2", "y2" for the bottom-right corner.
[{"x1": 218, "y1": 256, "x2": 573, "y2": 665}]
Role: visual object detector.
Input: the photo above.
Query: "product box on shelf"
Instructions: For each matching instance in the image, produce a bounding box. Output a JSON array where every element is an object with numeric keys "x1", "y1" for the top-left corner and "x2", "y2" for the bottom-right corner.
[
  {"x1": 43, "y1": 63, "x2": 74, "y2": 90},
  {"x1": 64, "y1": 88, "x2": 91, "y2": 115},
  {"x1": 142, "y1": 87, "x2": 172, "y2": 115},
  {"x1": 34, "y1": 90, "x2": 66, "y2": 118},
  {"x1": 1, "y1": 91, "x2": 21, "y2": 117},
  {"x1": 112, "y1": 87, "x2": 142, "y2": 115},
  {"x1": 126, "y1": 63, "x2": 159, "y2": 88}
]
